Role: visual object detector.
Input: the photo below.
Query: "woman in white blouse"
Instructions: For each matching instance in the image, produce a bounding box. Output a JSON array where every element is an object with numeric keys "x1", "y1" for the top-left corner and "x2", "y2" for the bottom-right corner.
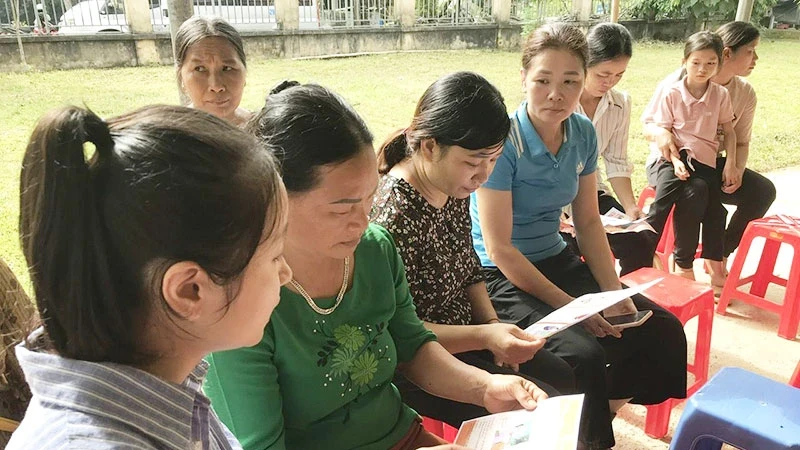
[{"x1": 565, "y1": 22, "x2": 656, "y2": 275}]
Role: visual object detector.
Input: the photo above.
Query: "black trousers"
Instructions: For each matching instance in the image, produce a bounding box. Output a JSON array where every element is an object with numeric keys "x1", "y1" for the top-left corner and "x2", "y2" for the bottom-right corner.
[
  {"x1": 646, "y1": 153, "x2": 727, "y2": 269},
  {"x1": 395, "y1": 348, "x2": 574, "y2": 428},
  {"x1": 484, "y1": 248, "x2": 687, "y2": 449},
  {"x1": 715, "y1": 156, "x2": 777, "y2": 257},
  {"x1": 562, "y1": 193, "x2": 657, "y2": 276}
]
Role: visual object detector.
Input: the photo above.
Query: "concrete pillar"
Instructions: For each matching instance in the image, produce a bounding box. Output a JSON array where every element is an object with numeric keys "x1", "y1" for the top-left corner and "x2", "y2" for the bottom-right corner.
[
  {"x1": 123, "y1": 0, "x2": 160, "y2": 65},
  {"x1": 395, "y1": 0, "x2": 415, "y2": 27},
  {"x1": 735, "y1": 0, "x2": 755, "y2": 22},
  {"x1": 168, "y1": 0, "x2": 194, "y2": 59},
  {"x1": 492, "y1": 0, "x2": 510, "y2": 25},
  {"x1": 124, "y1": 0, "x2": 153, "y2": 33},
  {"x1": 276, "y1": 0, "x2": 300, "y2": 30},
  {"x1": 610, "y1": 0, "x2": 620, "y2": 22},
  {"x1": 572, "y1": 0, "x2": 591, "y2": 21}
]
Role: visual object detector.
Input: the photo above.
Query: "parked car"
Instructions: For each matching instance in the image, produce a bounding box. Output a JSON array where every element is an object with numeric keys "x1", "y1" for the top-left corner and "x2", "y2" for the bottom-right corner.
[{"x1": 57, "y1": 0, "x2": 319, "y2": 34}]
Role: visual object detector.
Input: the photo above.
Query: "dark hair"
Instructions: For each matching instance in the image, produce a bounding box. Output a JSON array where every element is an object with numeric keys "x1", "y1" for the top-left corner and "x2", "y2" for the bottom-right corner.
[
  {"x1": 684, "y1": 30, "x2": 724, "y2": 62},
  {"x1": 716, "y1": 21, "x2": 760, "y2": 52},
  {"x1": 522, "y1": 23, "x2": 588, "y2": 73},
  {"x1": 377, "y1": 72, "x2": 510, "y2": 174},
  {"x1": 174, "y1": 17, "x2": 246, "y2": 89},
  {"x1": 586, "y1": 22, "x2": 632, "y2": 67},
  {"x1": 247, "y1": 82, "x2": 374, "y2": 193},
  {"x1": 19, "y1": 105, "x2": 283, "y2": 364}
]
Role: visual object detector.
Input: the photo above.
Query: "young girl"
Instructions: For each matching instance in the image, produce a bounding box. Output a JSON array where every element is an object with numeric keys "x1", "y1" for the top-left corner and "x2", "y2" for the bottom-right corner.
[
  {"x1": 644, "y1": 31, "x2": 737, "y2": 287},
  {"x1": 8, "y1": 105, "x2": 292, "y2": 449}
]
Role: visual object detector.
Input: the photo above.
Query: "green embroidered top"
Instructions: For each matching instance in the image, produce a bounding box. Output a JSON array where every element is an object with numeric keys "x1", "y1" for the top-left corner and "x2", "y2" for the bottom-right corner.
[{"x1": 204, "y1": 224, "x2": 436, "y2": 450}]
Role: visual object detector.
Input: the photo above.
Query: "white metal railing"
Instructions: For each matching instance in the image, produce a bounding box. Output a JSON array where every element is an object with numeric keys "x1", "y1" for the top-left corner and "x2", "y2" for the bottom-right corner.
[
  {"x1": 415, "y1": 0, "x2": 492, "y2": 25},
  {"x1": 317, "y1": 0, "x2": 396, "y2": 28}
]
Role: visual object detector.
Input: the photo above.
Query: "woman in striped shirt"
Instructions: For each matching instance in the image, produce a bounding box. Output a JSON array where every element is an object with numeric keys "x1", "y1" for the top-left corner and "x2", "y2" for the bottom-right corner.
[
  {"x1": 562, "y1": 22, "x2": 657, "y2": 276},
  {"x1": 9, "y1": 105, "x2": 292, "y2": 449}
]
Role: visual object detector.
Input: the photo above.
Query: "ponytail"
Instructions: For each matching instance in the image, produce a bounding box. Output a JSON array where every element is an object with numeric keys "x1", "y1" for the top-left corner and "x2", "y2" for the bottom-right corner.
[
  {"x1": 20, "y1": 107, "x2": 136, "y2": 361},
  {"x1": 377, "y1": 128, "x2": 410, "y2": 174},
  {"x1": 19, "y1": 105, "x2": 281, "y2": 364}
]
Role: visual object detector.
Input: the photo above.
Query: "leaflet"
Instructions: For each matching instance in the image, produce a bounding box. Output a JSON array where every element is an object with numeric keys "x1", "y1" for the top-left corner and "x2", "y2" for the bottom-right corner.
[
  {"x1": 454, "y1": 394, "x2": 585, "y2": 450},
  {"x1": 523, "y1": 278, "x2": 662, "y2": 339}
]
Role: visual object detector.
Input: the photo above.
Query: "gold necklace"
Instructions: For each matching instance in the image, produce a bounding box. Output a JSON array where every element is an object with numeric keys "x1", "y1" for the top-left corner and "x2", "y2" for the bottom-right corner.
[{"x1": 289, "y1": 256, "x2": 350, "y2": 315}]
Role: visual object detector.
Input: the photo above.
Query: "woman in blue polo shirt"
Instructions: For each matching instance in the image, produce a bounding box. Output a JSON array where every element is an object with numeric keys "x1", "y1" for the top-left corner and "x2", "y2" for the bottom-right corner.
[{"x1": 471, "y1": 23, "x2": 687, "y2": 449}]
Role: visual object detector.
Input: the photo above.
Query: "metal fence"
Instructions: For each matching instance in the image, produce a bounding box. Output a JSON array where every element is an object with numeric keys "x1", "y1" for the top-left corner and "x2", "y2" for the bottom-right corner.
[
  {"x1": 318, "y1": 0, "x2": 396, "y2": 27},
  {"x1": 510, "y1": 0, "x2": 572, "y2": 23},
  {"x1": 415, "y1": 0, "x2": 492, "y2": 25},
  {"x1": 0, "y1": 0, "x2": 129, "y2": 35}
]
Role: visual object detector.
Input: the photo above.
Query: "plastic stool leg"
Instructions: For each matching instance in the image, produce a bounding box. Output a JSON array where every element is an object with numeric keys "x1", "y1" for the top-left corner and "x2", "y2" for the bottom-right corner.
[
  {"x1": 694, "y1": 437, "x2": 724, "y2": 450},
  {"x1": 692, "y1": 295, "x2": 714, "y2": 384},
  {"x1": 644, "y1": 400, "x2": 672, "y2": 438},
  {"x1": 790, "y1": 361, "x2": 800, "y2": 388},
  {"x1": 778, "y1": 255, "x2": 800, "y2": 340},
  {"x1": 719, "y1": 233, "x2": 755, "y2": 314},
  {"x1": 751, "y1": 239, "x2": 780, "y2": 297}
]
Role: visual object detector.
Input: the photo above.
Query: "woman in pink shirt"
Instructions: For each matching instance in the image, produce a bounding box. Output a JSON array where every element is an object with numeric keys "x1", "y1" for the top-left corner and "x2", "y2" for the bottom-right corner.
[{"x1": 644, "y1": 31, "x2": 736, "y2": 288}]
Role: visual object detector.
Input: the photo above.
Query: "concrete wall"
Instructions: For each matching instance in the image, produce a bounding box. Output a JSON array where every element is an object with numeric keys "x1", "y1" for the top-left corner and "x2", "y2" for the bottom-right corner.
[
  {"x1": 1, "y1": 18, "x2": 793, "y2": 72},
  {"x1": 1, "y1": 25, "x2": 503, "y2": 71}
]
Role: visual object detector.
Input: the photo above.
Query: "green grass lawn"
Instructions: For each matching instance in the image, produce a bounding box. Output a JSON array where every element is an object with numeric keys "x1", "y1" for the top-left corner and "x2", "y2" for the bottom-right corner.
[{"x1": 2, "y1": 39, "x2": 799, "y2": 288}]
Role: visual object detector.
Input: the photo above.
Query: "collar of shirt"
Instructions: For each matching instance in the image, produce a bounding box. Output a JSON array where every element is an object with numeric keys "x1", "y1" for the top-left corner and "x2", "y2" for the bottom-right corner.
[
  {"x1": 514, "y1": 101, "x2": 585, "y2": 158},
  {"x1": 16, "y1": 330, "x2": 212, "y2": 450},
  {"x1": 676, "y1": 78, "x2": 711, "y2": 106}
]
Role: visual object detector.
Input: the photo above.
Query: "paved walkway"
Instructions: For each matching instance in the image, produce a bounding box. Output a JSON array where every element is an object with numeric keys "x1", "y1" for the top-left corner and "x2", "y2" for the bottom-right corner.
[{"x1": 614, "y1": 167, "x2": 800, "y2": 449}]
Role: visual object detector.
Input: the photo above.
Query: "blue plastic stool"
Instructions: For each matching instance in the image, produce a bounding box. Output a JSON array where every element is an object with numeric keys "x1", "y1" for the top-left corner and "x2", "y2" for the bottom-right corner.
[{"x1": 670, "y1": 367, "x2": 800, "y2": 450}]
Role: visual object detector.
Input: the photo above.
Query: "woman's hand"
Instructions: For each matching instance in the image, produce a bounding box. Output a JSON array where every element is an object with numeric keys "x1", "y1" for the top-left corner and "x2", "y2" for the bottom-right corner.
[
  {"x1": 722, "y1": 161, "x2": 743, "y2": 194},
  {"x1": 481, "y1": 374, "x2": 548, "y2": 413},
  {"x1": 581, "y1": 313, "x2": 622, "y2": 338},
  {"x1": 622, "y1": 204, "x2": 645, "y2": 220},
  {"x1": 673, "y1": 159, "x2": 690, "y2": 181},
  {"x1": 482, "y1": 323, "x2": 545, "y2": 370},
  {"x1": 655, "y1": 128, "x2": 679, "y2": 161}
]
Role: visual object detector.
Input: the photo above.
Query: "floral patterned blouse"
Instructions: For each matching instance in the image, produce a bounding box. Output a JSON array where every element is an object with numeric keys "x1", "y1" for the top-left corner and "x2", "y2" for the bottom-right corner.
[{"x1": 371, "y1": 174, "x2": 484, "y2": 326}]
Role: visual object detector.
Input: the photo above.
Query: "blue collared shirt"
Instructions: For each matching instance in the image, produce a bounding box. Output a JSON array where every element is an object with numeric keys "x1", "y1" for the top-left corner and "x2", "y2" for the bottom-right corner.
[
  {"x1": 7, "y1": 330, "x2": 242, "y2": 450},
  {"x1": 471, "y1": 102, "x2": 598, "y2": 265}
]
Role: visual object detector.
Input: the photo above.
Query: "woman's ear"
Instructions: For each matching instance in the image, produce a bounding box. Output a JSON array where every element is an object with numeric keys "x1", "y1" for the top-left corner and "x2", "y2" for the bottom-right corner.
[
  {"x1": 161, "y1": 262, "x2": 219, "y2": 322},
  {"x1": 722, "y1": 47, "x2": 733, "y2": 62},
  {"x1": 419, "y1": 138, "x2": 438, "y2": 162},
  {"x1": 520, "y1": 67, "x2": 526, "y2": 92}
]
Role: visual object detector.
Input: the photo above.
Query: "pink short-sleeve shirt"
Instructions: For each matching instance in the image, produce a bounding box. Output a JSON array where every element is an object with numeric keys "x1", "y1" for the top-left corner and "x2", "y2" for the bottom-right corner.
[{"x1": 653, "y1": 78, "x2": 735, "y2": 168}]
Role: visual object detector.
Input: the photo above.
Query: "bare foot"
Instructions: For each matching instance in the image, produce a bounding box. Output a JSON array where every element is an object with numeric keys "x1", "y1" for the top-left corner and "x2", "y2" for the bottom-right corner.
[
  {"x1": 673, "y1": 265, "x2": 696, "y2": 281},
  {"x1": 706, "y1": 260, "x2": 727, "y2": 288},
  {"x1": 705, "y1": 258, "x2": 730, "y2": 277}
]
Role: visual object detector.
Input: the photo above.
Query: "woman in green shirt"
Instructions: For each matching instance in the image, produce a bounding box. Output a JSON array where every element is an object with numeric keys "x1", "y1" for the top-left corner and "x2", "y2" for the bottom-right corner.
[{"x1": 204, "y1": 82, "x2": 547, "y2": 450}]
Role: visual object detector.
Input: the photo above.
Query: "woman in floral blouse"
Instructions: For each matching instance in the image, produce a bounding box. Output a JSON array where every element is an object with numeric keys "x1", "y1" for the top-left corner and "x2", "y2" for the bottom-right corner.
[{"x1": 371, "y1": 72, "x2": 575, "y2": 428}]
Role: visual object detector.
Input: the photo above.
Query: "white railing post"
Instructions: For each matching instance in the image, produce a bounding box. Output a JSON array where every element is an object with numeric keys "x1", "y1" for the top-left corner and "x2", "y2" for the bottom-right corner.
[
  {"x1": 735, "y1": 0, "x2": 755, "y2": 22},
  {"x1": 124, "y1": 0, "x2": 153, "y2": 33},
  {"x1": 492, "y1": 0, "x2": 510, "y2": 24},
  {"x1": 276, "y1": 0, "x2": 300, "y2": 30},
  {"x1": 395, "y1": 0, "x2": 415, "y2": 27},
  {"x1": 572, "y1": 0, "x2": 591, "y2": 21}
]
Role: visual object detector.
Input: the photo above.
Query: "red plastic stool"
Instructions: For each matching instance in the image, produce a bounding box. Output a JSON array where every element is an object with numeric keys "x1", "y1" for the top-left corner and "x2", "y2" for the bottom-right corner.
[
  {"x1": 791, "y1": 361, "x2": 800, "y2": 389},
  {"x1": 620, "y1": 267, "x2": 715, "y2": 438},
  {"x1": 638, "y1": 186, "x2": 702, "y2": 272},
  {"x1": 718, "y1": 215, "x2": 800, "y2": 340},
  {"x1": 421, "y1": 416, "x2": 458, "y2": 443}
]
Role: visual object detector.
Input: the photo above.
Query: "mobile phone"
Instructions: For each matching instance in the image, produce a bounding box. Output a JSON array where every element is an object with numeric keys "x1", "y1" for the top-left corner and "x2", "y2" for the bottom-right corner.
[{"x1": 605, "y1": 310, "x2": 653, "y2": 330}]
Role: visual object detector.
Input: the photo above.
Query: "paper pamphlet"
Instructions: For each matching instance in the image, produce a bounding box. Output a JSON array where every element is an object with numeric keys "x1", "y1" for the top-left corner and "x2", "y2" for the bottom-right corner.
[
  {"x1": 560, "y1": 208, "x2": 655, "y2": 235},
  {"x1": 523, "y1": 278, "x2": 662, "y2": 339},
  {"x1": 454, "y1": 394, "x2": 585, "y2": 450}
]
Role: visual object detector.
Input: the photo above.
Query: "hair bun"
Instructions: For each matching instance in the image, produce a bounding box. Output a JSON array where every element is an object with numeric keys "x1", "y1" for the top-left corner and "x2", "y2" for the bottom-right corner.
[{"x1": 269, "y1": 80, "x2": 300, "y2": 96}]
